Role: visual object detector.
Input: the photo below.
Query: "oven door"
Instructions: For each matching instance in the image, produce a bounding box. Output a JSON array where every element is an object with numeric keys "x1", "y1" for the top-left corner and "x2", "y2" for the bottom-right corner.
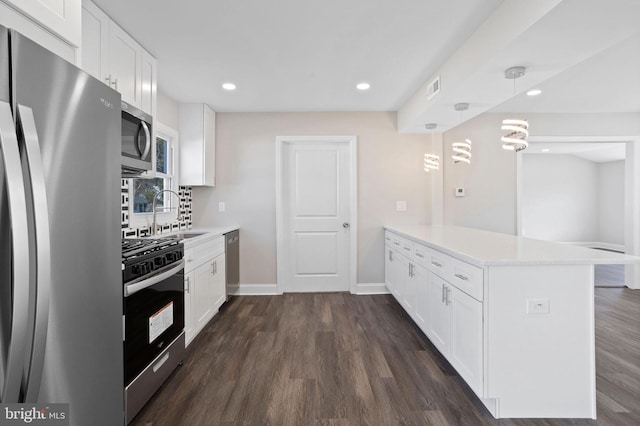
[{"x1": 124, "y1": 262, "x2": 184, "y2": 385}]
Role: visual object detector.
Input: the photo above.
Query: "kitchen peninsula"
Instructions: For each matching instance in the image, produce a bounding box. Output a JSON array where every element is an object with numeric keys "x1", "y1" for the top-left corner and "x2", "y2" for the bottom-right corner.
[{"x1": 384, "y1": 225, "x2": 639, "y2": 419}]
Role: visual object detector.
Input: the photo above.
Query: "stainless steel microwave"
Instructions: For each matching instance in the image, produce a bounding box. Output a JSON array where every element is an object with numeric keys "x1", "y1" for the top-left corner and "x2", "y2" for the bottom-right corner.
[{"x1": 121, "y1": 101, "x2": 153, "y2": 176}]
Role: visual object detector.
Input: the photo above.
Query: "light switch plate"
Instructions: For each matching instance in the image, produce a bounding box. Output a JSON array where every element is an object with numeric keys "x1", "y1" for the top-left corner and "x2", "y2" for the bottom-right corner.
[
  {"x1": 527, "y1": 298, "x2": 550, "y2": 314},
  {"x1": 396, "y1": 201, "x2": 407, "y2": 212},
  {"x1": 218, "y1": 202, "x2": 226, "y2": 212}
]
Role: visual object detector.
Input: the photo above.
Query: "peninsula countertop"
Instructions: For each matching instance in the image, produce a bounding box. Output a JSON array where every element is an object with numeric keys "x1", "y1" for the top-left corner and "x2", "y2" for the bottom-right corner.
[{"x1": 385, "y1": 225, "x2": 640, "y2": 267}]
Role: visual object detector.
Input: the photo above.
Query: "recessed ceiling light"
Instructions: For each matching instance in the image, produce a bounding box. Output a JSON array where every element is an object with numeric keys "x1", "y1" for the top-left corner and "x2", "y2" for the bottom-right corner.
[
  {"x1": 222, "y1": 83, "x2": 236, "y2": 91},
  {"x1": 541, "y1": 148, "x2": 550, "y2": 153},
  {"x1": 356, "y1": 82, "x2": 370, "y2": 91},
  {"x1": 527, "y1": 89, "x2": 542, "y2": 96}
]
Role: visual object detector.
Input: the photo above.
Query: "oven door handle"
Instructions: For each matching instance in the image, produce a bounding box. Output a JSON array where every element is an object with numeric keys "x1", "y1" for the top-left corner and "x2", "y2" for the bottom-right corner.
[{"x1": 124, "y1": 260, "x2": 185, "y2": 297}]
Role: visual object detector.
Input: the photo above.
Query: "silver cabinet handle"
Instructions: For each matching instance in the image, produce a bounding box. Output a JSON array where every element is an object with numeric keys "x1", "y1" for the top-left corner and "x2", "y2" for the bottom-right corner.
[
  {"x1": 18, "y1": 105, "x2": 53, "y2": 402},
  {"x1": 441, "y1": 283, "x2": 446, "y2": 303},
  {"x1": 446, "y1": 287, "x2": 452, "y2": 305},
  {"x1": 104, "y1": 75, "x2": 111, "y2": 85},
  {"x1": 408, "y1": 263, "x2": 413, "y2": 278},
  {"x1": 187, "y1": 257, "x2": 193, "y2": 263},
  {"x1": 403, "y1": 247, "x2": 411, "y2": 252},
  {"x1": 454, "y1": 273, "x2": 469, "y2": 281},
  {"x1": 0, "y1": 101, "x2": 30, "y2": 402},
  {"x1": 415, "y1": 252, "x2": 424, "y2": 258},
  {"x1": 185, "y1": 276, "x2": 190, "y2": 293},
  {"x1": 111, "y1": 77, "x2": 118, "y2": 91},
  {"x1": 432, "y1": 260, "x2": 442, "y2": 267},
  {"x1": 393, "y1": 242, "x2": 400, "y2": 246},
  {"x1": 139, "y1": 121, "x2": 151, "y2": 160}
]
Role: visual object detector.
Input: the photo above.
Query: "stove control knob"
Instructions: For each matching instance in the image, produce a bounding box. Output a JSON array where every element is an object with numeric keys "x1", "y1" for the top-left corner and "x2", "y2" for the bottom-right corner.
[{"x1": 154, "y1": 256, "x2": 166, "y2": 267}]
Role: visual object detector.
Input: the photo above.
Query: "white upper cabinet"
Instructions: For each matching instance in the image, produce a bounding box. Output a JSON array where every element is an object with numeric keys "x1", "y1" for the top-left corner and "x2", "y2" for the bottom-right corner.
[
  {"x1": 80, "y1": 0, "x2": 156, "y2": 116},
  {"x1": 0, "y1": 0, "x2": 79, "y2": 63},
  {"x1": 141, "y1": 49, "x2": 157, "y2": 117},
  {"x1": 108, "y1": 23, "x2": 142, "y2": 107},
  {"x1": 179, "y1": 104, "x2": 216, "y2": 187},
  {"x1": 80, "y1": 0, "x2": 108, "y2": 81},
  {"x1": 5, "y1": 0, "x2": 81, "y2": 47}
]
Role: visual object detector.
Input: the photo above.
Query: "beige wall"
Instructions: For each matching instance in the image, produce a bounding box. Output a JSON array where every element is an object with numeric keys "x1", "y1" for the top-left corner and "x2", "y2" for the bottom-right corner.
[{"x1": 191, "y1": 112, "x2": 433, "y2": 285}]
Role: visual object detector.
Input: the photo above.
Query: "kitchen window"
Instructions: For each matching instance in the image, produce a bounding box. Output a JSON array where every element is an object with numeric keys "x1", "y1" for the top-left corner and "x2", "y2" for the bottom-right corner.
[{"x1": 128, "y1": 123, "x2": 180, "y2": 228}]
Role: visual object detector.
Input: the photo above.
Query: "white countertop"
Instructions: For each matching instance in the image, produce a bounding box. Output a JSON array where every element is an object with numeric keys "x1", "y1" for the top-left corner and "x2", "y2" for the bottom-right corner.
[
  {"x1": 164, "y1": 226, "x2": 239, "y2": 248},
  {"x1": 385, "y1": 225, "x2": 640, "y2": 266}
]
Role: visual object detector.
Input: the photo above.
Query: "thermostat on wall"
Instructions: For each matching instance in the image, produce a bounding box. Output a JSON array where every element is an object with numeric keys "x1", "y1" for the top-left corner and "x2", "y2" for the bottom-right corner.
[{"x1": 455, "y1": 187, "x2": 465, "y2": 197}]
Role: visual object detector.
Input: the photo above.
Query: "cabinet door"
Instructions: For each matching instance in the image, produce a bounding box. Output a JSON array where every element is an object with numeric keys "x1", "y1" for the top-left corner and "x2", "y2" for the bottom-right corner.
[
  {"x1": 413, "y1": 263, "x2": 428, "y2": 332},
  {"x1": 203, "y1": 105, "x2": 216, "y2": 186},
  {"x1": 211, "y1": 254, "x2": 226, "y2": 311},
  {"x1": 140, "y1": 49, "x2": 157, "y2": 116},
  {"x1": 184, "y1": 270, "x2": 195, "y2": 346},
  {"x1": 450, "y1": 287, "x2": 483, "y2": 396},
  {"x1": 81, "y1": 0, "x2": 109, "y2": 82},
  {"x1": 384, "y1": 246, "x2": 395, "y2": 295},
  {"x1": 390, "y1": 249, "x2": 405, "y2": 302},
  {"x1": 427, "y1": 272, "x2": 451, "y2": 356},
  {"x1": 403, "y1": 261, "x2": 417, "y2": 317},
  {"x1": 6, "y1": 0, "x2": 81, "y2": 47},
  {"x1": 193, "y1": 262, "x2": 214, "y2": 334},
  {"x1": 109, "y1": 23, "x2": 142, "y2": 107}
]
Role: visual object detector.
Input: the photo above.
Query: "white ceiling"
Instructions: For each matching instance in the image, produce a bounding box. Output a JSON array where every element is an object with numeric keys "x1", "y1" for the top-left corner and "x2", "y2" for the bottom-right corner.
[
  {"x1": 92, "y1": 0, "x2": 502, "y2": 112},
  {"x1": 92, "y1": 0, "x2": 640, "y2": 127}
]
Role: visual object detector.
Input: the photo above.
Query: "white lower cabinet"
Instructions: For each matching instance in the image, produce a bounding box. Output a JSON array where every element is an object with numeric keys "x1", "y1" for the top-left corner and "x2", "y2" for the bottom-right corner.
[
  {"x1": 384, "y1": 230, "x2": 484, "y2": 399},
  {"x1": 184, "y1": 235, "x2": 226, "y2": 346}
]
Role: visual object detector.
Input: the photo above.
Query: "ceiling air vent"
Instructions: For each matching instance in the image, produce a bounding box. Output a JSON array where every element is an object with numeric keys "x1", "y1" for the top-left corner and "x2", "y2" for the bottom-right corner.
[{"x1": 426, "y1": 75, "x2": 440, "y2": 101}]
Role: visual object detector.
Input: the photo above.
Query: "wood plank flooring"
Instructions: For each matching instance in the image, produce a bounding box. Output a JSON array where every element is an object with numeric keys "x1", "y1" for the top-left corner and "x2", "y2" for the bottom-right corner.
[
  {"x1": 131, "y1": 289, "x2": 640, "y2": 425},
  {"x1": 594, "y1": 264, "x2": 625, "y2": 288}
]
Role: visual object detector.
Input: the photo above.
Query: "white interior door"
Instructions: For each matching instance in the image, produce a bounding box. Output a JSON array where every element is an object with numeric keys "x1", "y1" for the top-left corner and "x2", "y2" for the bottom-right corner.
[{"x1": 282, "y1": 140, "x2": 352, "y2": 292}]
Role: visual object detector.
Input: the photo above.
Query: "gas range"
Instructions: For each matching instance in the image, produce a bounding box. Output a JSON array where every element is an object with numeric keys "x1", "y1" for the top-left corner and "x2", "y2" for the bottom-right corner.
[{"x1": 122, "y1": 238, "x2": 184, "y2": 284}]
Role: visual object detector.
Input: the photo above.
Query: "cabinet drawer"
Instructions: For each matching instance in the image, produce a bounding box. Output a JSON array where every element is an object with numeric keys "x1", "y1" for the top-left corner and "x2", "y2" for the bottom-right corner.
[
  {"x1": 384, "y1": 231, "x2": 393, "y2": 247},
  {"x1": 185, "y1": 237, "x2": 224, "y2": 271},
  {"x1": 428, "y1": 250, "x2": 451, "y2": 278},
  {"x1": 413, "y1": 243, "x2": 429, "y2": 267},
  {"x1": 451, "y1": 259, "x2": 484, "y2": 301},
  {"x1": 389, "y1": 233, "x2": 403, "y2": 251},
  {"x1": 400, "y1": 237, "x2": 413, "y2": 257}
]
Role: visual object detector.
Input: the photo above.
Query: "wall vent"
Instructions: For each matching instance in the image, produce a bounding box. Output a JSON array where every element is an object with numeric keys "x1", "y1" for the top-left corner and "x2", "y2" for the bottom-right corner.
[{"x1": 426, "y1": 75, "x2": 440, "y2": 101}]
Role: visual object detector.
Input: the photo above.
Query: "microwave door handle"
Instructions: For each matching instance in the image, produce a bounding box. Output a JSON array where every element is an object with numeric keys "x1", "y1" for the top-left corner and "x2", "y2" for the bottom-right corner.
[
  {"x1": 17, "y1": 105, "x2": 52, "y2": 402},
  {"x1": 139, "y1": 121, "x2": 151, "y2": 160},
  {"x1": 0, "y1": 101, "x2": 31, "y2": 402}
]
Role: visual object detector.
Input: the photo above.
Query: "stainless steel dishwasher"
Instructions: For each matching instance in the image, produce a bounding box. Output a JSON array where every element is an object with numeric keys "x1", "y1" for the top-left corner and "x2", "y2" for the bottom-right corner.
[{"x1": 225, "y1": 230, "x2": 239, "y2": 297}]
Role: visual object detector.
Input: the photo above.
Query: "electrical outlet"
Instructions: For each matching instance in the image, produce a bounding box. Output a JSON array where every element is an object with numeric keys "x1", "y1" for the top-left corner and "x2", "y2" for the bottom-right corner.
[
  {"x1": 218, "y1": 202, "x2": 226, "y2": 212},
  {"x1": 526, "y1": 298, "x2": 550, "y2": 314},
  {"x1": 396, "y1": 201, "x2": 407, "y2": 212},
  {"x1": 455, "y1": 187, "x2": 465, "y2": 197}
]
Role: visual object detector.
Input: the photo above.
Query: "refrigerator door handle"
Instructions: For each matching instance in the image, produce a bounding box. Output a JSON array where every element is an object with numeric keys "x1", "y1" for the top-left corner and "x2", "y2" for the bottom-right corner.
[
  {"x1": 17, "y1": 105, "x2": 52, "y2": 402},
  {"x1": 0, "y1": 101, "x2": 30, "y2": 403}
]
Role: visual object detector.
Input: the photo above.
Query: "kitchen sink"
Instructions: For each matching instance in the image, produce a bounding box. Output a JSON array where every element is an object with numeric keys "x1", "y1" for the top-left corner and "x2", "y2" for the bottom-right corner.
[{"x1": 165, "y1": 232, "x2": 207, "y2": 240}]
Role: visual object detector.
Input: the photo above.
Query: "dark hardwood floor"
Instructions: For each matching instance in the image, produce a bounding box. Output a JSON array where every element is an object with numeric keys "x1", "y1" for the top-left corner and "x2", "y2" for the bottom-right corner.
[
  {"x1": 594, "y1": 264, "x2": 625, "y2": 288},
  {"x1": 131, "y1": 288, "x2": 640, "y2": 426}
]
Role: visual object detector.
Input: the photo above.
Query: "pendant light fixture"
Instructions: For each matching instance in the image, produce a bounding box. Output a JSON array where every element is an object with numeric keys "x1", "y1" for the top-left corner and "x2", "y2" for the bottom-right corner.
[
  {"x1": 501, "y1": 66, "x2": 529, "y2": 152},
  {"x1": 452, "y1": 103, "x2": 472, "y2": 164},
  {"x1": 424, "y1": 123, "x2": 439, "y2": 172}
]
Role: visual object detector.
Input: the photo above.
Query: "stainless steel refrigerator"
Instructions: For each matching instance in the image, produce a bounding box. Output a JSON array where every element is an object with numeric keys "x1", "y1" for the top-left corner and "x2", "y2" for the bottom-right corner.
[{"x1": 0, "y1": 26, "x2": 124, "y2": 425}]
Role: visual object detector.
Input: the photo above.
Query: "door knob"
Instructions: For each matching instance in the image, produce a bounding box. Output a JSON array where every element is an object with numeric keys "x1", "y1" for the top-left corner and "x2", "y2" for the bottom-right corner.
[{"x1": 343, "y1": 222, "x2": 350, "y2": 229}]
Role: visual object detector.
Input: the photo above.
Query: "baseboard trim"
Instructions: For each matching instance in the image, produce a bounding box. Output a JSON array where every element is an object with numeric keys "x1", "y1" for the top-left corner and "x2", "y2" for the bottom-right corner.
[
  {"x1": 560, "y1": 241, "x2": 625, "y2": 253},
  {"x1": 227, "y1": 284, "x2": 281, "y2": 296},
  {"x1": 355, "y1": 283, "x2": 390, "y2": 295}
]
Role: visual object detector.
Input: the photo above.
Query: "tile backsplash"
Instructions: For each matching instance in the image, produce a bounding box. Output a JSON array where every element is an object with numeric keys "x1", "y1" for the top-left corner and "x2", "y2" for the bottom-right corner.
[{"x1": 121, "y1": 179, "x2": 193, "y2": 238}]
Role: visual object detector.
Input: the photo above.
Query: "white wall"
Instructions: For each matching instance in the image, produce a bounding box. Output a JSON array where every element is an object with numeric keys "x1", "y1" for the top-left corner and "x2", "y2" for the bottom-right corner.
[
  {"x1": 598, "y1": 160, "x2": 625, "y2": 246},
  {"x1": 443, "y1": 114, "x2": 517, "y2": 234},
  {"x1": 521, "y1": 154, "x2": 599, "y2": 242},
  {"x1": 191, "y1": 112, "x2": 433, "y2": 286}
]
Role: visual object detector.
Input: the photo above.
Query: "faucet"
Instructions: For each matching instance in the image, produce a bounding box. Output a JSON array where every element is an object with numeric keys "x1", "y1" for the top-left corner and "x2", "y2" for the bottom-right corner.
[{"x1": 152, "y1": 189, "x2": 182, "y2": 235}]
